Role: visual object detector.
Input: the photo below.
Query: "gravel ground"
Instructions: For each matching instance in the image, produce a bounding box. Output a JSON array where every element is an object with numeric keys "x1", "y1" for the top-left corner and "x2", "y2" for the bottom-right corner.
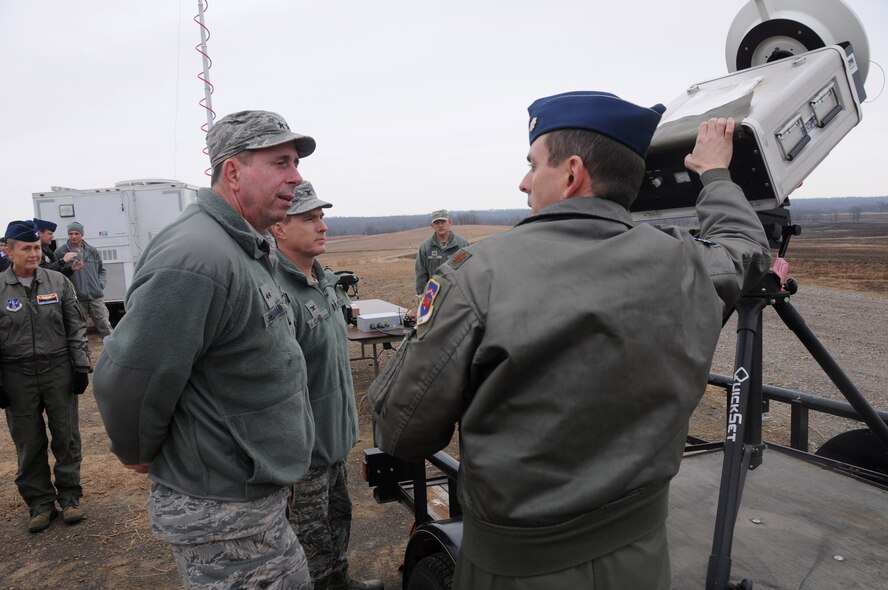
[{"x1": 705, "y1": 284, "x2": 888, "y2": 449}]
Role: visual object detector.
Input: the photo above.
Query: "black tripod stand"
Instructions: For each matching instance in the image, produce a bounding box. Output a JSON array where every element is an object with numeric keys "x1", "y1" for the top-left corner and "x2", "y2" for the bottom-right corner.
[{"x1": 703, "y1": 212, "x2": 888, "y2": 590}]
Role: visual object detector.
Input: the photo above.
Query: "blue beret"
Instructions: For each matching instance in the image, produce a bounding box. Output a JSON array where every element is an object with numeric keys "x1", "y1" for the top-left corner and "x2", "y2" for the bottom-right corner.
[
  {"x1": 33, "y1": 218, "x2": 57, "y2": 232},
  {"x1": 4, "y1": 220, "x2": 40, "y2": 242},
  {"x1": 527, "y1": 91, "x2": 667, "y2": 158}
]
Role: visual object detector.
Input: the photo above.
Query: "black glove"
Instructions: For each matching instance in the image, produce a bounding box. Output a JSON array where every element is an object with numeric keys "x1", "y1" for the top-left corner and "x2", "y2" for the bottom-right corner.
[
  {"x1": 72, "y1": 371, "x2": 90, "y2": 395},
  {"x1": 0, "y1": 383, "x2": 8, "y2": 409}
]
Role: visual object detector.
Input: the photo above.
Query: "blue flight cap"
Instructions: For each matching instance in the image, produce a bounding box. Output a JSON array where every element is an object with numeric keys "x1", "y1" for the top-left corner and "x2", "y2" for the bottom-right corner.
[
  {"x1": 527, "y1": 91, "x2": 667, "y2": 158},
  {"x1": 4, "y1": 220, "x2": 40, "y2": 242},
  {"x1": 33, "y1": 218, "x2": 57, "y2": 232}
]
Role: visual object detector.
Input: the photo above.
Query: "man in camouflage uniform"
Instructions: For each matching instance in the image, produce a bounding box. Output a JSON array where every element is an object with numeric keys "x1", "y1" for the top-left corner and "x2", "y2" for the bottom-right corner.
[
  {"x1": 414, "y1": 209, "x2": 469, "y2": 296},
  {"x1": 370, "y1": 93, "x2": 771, "y2": 589},
  {"x1": 271, "y1": 181, "x2": 383, "y2": 590},
  {"x1": 0, "y1": 220, "x2": 91, "y2": 533},
  {"x1": 93, "y1": 111, "x2": 317, "y2": 589}
]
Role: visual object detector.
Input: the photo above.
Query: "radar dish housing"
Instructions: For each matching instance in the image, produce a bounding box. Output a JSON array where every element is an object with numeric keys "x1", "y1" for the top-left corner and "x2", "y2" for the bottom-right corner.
[
  {"x1": 726, "y1": 0, "x2": 869, "y2": 82},
  {"x1": 632, "y1": 0, "x2": 870, "y2": 221}
]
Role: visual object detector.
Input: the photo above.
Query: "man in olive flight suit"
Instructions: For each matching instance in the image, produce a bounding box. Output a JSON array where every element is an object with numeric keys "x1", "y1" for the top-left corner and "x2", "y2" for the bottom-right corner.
[
  {"x1": 0, "y1": 220, "x2": 91, "y2": 533},
  {"x1": 369, "y1": 92, "x2": 771, "y2": 589},
  {"x1": 271, "y1": 181, "x2": 383, "y2": 590}
]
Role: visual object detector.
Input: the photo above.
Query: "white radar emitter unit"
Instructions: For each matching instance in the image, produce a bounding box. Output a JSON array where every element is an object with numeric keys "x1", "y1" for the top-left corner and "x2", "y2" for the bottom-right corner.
[{"x1": 633, "y1": 0, "x2": 870, "y2": 220}]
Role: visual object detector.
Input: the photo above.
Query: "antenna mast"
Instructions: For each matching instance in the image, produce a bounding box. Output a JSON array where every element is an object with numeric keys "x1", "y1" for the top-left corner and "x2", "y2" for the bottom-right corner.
[{"x1": 195, "y1": 0, "x2": 216, "y2": 171}]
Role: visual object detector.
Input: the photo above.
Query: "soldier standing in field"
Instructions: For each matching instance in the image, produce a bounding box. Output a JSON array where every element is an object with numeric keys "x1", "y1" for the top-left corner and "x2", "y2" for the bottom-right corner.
[
  {"x1": 271, "y1": 181, "x2": 384, "y2": 590},
  {"x1": 414, "y1": 209, "x2": 469, "y2": 297},
  {"x1": 0, "y1": 220, "x2": 90, "y2": 533},
  {"x1": 93, "y1": 110, "x2": 317, "y2": 589}
]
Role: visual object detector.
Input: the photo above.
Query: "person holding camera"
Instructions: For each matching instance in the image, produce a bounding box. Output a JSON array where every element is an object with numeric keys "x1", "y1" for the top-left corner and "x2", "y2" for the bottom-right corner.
[
  {"x1": 0, "y1": 220, "x2": 91, "y2": 533},
  {"x1": 370, "y1": 92, "x2": 772, "y2": 589},
  {"x1": 54, "y1": 221, "x2": 112, "y2": 337}
]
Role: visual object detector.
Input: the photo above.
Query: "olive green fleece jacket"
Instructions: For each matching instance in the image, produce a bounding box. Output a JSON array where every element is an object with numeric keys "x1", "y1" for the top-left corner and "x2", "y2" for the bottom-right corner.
[
  {"x1": 274, "y1": 255, "x2": 358, "y2": 467},
  {"x1": 93, "y1": 188, "x2": 314, "y2": 501},
  {"x1": 415, "y1": 231, "x2": 470, "y2": 294}
]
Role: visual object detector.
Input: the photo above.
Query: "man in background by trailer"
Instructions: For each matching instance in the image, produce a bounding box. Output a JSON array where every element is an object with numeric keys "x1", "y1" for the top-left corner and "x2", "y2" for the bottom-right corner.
[
  {"x1": 370, "y1": 92, "x2": 771, "y2": 589},
  {"x1": 54, "y1": 222, "x2": 111, "y2": 337}
]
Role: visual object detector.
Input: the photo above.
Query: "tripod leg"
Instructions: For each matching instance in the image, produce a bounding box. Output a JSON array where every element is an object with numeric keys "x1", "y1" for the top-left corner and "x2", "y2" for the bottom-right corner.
[
  {"x1": 706, "y1": 297, "x2": 767, "y2": 590},
  {"x1": 774, "y1": 298, "x2": 888, "y2": 451}
]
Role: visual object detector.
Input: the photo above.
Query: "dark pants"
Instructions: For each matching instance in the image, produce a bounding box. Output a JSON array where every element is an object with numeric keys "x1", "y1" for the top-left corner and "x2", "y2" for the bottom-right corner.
[
  {"x1": 454, "y1": 524, "x2": 671, "y2": 590},
  {"x1": 2, "y1": 363, "x2": 82, "y2": 514}
]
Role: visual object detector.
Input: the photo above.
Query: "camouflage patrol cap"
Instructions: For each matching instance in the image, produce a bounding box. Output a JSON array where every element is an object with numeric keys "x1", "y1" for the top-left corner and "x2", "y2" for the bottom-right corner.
[
  {"x1": 430, "y1": 209, "x2": 450, "y2": 222},
  {"x1": 207, "y1": 110, "x2": 316, "y2": 168},
  {"x1": 287, "y1": 181, "x2": 332, "y2": 215}
]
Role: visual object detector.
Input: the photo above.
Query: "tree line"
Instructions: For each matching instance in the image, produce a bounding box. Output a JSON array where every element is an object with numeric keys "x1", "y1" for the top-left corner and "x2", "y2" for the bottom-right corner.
[
  {"x1": 325, "y1": 196, "x2": 887, "y2": 237},
  {"x1": 325, "y1": 210, "x2": 530, "y2": 237}
]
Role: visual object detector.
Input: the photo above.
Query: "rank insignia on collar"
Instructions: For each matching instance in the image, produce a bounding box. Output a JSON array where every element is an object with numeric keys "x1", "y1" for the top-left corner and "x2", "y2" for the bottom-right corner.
[
  {"x1": 6, "y1": 298, "x2": 23, "y2": 312},
  {"x1": 37, "y1": 293, "x2": 60, "y2": 305},
  {"x1": 448, "y1": 249, "x2": 471, "y2": 269}
]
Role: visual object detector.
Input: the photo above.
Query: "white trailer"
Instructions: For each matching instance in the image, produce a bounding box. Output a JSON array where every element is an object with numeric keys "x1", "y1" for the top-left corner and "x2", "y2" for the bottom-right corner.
[{"x1": 32, "y1": 179, "x2": 199, "y2": 315}]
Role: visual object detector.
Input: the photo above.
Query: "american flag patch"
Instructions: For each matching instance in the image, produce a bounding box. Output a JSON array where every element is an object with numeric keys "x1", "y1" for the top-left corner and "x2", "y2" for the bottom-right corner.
[{"x1": 37, "y1": 293, "x2": 60, "y2": 305}]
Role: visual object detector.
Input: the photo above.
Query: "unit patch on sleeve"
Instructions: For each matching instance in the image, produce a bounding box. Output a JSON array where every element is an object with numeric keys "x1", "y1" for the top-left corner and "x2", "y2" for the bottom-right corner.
[
  {"x1": 37, "y1": 293, "x2": 60, "y2": 305},
  {"x1": 417, "y1": 279, "x2": 441, "y2": 326},
  {"x1": 416, "y1": 277, "x2": 451, "y2": 338}
]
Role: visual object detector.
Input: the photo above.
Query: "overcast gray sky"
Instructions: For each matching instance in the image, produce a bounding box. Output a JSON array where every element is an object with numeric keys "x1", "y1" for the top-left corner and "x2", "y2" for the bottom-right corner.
[{"x1": 1, "y1": 0, "x2": 885, "y2": 223}]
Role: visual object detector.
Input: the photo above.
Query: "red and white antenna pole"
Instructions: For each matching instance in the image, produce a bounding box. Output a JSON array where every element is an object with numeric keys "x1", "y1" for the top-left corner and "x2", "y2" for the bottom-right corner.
[{"x1": 195, "y1": 0, "x2": 216, "y2": 172}]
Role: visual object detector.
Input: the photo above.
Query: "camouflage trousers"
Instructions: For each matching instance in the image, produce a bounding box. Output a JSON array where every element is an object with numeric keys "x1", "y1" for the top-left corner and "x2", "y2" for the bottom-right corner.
[
  {"x1": 77, "y1": 299, "x2": 111, "y2": 337},
  {"x1": 148, "y1": 483, "x2": 313, "y2": 590},
  {"x1": 288, "y1": 460, "x2": 353, "y2": 590}
]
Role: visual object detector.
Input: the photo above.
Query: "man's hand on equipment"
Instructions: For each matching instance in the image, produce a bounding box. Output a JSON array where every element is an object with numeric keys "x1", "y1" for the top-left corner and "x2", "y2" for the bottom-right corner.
[{"x1": 684, "y1": 117, "x2": 735, "y2": 175}]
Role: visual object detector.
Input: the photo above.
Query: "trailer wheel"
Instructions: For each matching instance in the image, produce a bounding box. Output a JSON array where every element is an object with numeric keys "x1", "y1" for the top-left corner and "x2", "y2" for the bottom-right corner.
[
  {"x1": 408, "y1": 553, "x2": 454, "y2": 590},
  {"x1": 815, "y1": 428, "x2": 888, "y2": 475}
]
